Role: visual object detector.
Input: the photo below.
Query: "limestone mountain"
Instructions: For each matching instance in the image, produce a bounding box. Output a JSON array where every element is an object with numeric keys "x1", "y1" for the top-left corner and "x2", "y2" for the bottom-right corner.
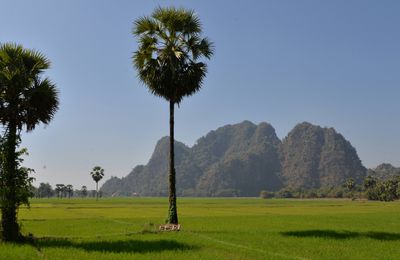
[
  {"x1": 194, "y1": 121, "x2": 282, "y2": 196},
  {"x1": 101, "y1": 137, "x2": 190, "y2": 196},
  {"x1": 281, "y1": 122, "x2": 366, "y2": 189},
  {"x1": 367, "y1": 163, "x2": 400, "y2": 180},
  {"x1": 101, "y1": 121, "x2": 367, "y2": 196}
]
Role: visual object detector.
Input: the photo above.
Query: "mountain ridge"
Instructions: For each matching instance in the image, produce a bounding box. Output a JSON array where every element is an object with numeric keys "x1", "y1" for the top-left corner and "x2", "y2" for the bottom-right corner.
[
  {"x1": 101, "y1": 120, "x2": 367, "y2": 197},
  {"x1": 367, "y1": 163, "x2": 400, "y2": 180}
]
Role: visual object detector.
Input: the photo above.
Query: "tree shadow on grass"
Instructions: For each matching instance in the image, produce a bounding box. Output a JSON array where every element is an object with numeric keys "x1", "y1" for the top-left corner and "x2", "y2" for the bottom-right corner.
[
  {"x1": 281, "y1": 230, "x2": 400, "y2": 241},
  {"x1": 37, "y1": 238, "x2": 199, "y2": 253}
]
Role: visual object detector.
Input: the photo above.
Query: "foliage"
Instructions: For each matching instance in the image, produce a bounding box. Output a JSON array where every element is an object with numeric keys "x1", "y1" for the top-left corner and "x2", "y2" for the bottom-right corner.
[
  {"x1": 363, "y1": 175, "x2": 400, "y2": 201},
  {"x1": 91, "y1": 166, "x2": 104, "y2": 183},
  {"x1": 65, "y1": 185, "x2": 73, "y2": 198},
  {"x1": 345, "y1": 178, "x2": 355, "y2": 191},
  {"x1": 36, "y1": 183, "x2": 54, "y2": 198},
  {"x1": 276, "y1": 189, "x2": 293, "y2": 198},
  {"x1": 0, "y1": 146, "x2": 35, "y2": 207},
  {"x1": 81, "y1": 186, "x2": 88, "y2": 198},
  {"x1": 0, "y1": 142, "x2": 35, "y2": 241},
  {"x1": 91, "y1": 166, "x2": 104, "y2": 200},
  {"x1": 364, "y1": 175, "x2": 377, "y2": 190},
  {"x1": 132, "y1": 6, "x2": 214, "y2": 104},
  {"x1": 259, "y1": 190, "x2": 274, "y2": 199},
  {"x1": 0, "y1": 43, "x2": 59, "y2": 132},
  {"x1": 0, "y1": 43, "x2": 59, "y2": 241},
  {"x1": 55, "y1": 184, "x2": 65, "y2": 198}
]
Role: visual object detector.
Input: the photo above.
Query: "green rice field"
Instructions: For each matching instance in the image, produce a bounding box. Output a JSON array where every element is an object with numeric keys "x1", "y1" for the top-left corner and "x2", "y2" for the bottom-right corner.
[{"x1": 0, "y1": 198, "x2": 399, "y2": 259}]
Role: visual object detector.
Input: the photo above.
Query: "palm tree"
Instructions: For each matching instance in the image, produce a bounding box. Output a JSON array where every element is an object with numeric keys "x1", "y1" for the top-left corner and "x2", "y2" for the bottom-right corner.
[
  {"x1": 90, "y1": 166, "x2": 104, "y2": 200},
  {"x1": 66, "y1": 184, "x2": 73, "y2": 198},
  {"x1": 132, "y1": 7, "x2": 214, "y2": 224},
  {"x1": 81, "y1": 185, "x2": 88, "y2": 198},
  {"x1": 0, "y1": 43, "x2": 59, "y2": 241},
  {"x1": 55, "y1": 184, "x2": 65, "y2": 198},
  {"x1": 345, "y1": 178, "x2": 356, "y2": 200}
]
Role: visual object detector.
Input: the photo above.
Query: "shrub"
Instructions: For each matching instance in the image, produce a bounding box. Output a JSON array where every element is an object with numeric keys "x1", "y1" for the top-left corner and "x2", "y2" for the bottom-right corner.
[{"x1": 259, "y1": 190, "x2": 274, "y2": 199}]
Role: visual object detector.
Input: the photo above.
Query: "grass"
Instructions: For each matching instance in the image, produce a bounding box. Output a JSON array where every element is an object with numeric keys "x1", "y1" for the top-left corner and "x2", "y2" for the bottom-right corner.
[{"x1": 0, "y1": 198, "x2": 399, "y2": 259}]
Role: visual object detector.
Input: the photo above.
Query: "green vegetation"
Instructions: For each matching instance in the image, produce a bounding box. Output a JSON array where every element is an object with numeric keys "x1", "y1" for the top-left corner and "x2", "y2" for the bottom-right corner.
[
  {"x1": 132, "y1": 7, "x2": 214, "y2": 224},
  {"x1": 363, "y1": 176, "x2": 400, "y2": 201},
  {"x1": 90, "y1": 166, "x2": 105, "y2": 200},
  {"x1": 36, "y1": 183, "x2": 54, "y2": 198},
  {"x1": 0, "y1": 43, "x2": 59, "y2": 241},
  {"x1": 0, "y1": 198, "x2": 399, "y2": 259},
  {"x1": 80, "y1": 186, "x2": 88, "y2": 198}
]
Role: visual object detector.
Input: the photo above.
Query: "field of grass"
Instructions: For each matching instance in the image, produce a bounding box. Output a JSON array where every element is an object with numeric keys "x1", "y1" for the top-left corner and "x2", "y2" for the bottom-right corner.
[{"x1": 0, "y1": 198, "x2": 399, "y2": 259}]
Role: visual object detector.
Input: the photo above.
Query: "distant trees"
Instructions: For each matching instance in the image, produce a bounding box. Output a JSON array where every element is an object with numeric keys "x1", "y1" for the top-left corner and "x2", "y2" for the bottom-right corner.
[
  {"x1": 81, "y1": 186, "x2": 88, "y2": 198},
  {"x1": 0, "y1": 43, "x2": 59, "y2": 242},
  {"x1": 66, "y1": 184, "x2": 73, "y2": 198},
  {"x1": 34, "y1": 183, "x2": 93, "y2": 199},
  {"x1": 90, "y1": 166, "x2": 104, "y2": 200},
  {"x1": 55, "y1": 184, "x2": 65, "y2": 198},
  {"x1": 345, "y1": 178, "x2": 356, "y2": 199},
  {"x1": 258, "y1": 176, "x2": 400, "y2": 201},
  {"x1": 345, "y1": 178, "x2": 356, "y2": 192},
  {"x1": 132, "y1": 7, "x2": 214, "y2": 224},
  {"x1": 364, "y1": 176, "x2": 378, "y2": 200},
  {"x1": 363, "y1": 176, "x2": 400, "y2": 201},
  {"x1": 260, "y1": 190, "x2": 274, "y2": 199},
  {"x1": 37, "y1": 183, "x2": 54, "y2": 198}
]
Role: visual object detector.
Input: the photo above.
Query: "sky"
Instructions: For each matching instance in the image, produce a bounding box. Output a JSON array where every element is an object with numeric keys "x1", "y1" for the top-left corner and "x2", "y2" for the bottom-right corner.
[{"x1": 0, "y1": 0, "x2": 399, "y2": 189}]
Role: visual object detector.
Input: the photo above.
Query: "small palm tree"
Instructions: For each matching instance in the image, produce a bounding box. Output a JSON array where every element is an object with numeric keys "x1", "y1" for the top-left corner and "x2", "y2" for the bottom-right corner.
[
  {"x1": 133, "y1": 7, "x2": 213, "y2": 224},
  {"x1": 55, "y1": 184, "x2": 65, "y2": 198},
  {"x1": 90, "y1": 166, "x2": 104, "y2": 200},
  {"x1": 66, "y1": 184, "x2": 73, "y2": 198},
  {"x1": 81, "y1": 185, "x2": 88, "y2": 198},
  {"x1": 0, "y1": 43, "x2": 59, "y2": 241},
  {"x1": 345, "y1": 178, "x2": 356, "y2": 200}
]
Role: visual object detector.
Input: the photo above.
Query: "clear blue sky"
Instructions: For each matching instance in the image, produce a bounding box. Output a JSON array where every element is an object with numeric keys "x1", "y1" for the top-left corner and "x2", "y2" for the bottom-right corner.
[{"x1": 1, "y1": 0, "x2": 399, "y2": 189}]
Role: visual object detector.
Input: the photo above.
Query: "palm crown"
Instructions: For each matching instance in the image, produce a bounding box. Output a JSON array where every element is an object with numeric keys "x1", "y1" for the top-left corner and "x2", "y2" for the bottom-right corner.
[
  {"x1": 133, "y1": 7, "x2": 214, "y2": 104},
  {"x1": 0, "y1": 43, "x2": 59, "y2": 131},
  {"x1": 91, "y1": 166, "x2": 104, "y2": 183}
]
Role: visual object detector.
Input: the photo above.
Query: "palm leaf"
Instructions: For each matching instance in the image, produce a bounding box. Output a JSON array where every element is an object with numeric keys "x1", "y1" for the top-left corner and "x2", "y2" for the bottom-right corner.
[{"x1": 132, "y1": 7, "x2": 214, "y2": 104}]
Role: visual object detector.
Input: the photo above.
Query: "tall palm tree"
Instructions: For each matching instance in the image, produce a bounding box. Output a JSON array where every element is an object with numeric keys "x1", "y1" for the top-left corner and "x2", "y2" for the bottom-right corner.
[
  {"x1": 132, "y1": 7, "x2": 213, "y2": 224},
  {"x1": 0, "y1": 43, "x2": 59, "y2": 241},
  {"x1": 90, "y1": 166, "x2": 104, "y2": 200}
]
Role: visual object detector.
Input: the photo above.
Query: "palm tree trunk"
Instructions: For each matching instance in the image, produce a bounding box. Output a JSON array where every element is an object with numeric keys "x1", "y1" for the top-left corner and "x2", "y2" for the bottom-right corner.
[
  {"x1": 96, "y1": 182, "x2": 98, "y2": 201},
  {"x1": 1, "y1": 121, "x2": 20, "y2": 241},
  {"x1": 168, "y1": 100, "x2": 178, "y2": 224}
]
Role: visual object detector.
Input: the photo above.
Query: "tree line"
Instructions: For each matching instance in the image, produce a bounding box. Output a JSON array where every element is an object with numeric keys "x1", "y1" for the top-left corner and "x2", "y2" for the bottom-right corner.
[
  {"x1": 33, "y1": 166, "x2": 105, "y2": 199},
  {"x1": 260, "y1": 176, "x2": 400, "y2": 201},
  {"x1": 33, "y1": 183, "x2": 102, "y2": 199}
]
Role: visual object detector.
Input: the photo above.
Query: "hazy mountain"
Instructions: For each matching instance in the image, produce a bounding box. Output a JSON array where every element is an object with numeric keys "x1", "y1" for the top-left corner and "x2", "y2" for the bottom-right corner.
[
  {"x1": 101, "y1": 137, "x2": 190, "y2": 196},
  {"x1": 367, "y1": 163, "x2": 400, "y2": 180},
  {"x1": 194, "y1": 121, "x2": 282, "y2": 196},
  {"x1": 281, "y1": 122, "x2": 366, "y2": 189},
  {"x1": 101, "y1": 121, "x2": 367, "y2": 197}
]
